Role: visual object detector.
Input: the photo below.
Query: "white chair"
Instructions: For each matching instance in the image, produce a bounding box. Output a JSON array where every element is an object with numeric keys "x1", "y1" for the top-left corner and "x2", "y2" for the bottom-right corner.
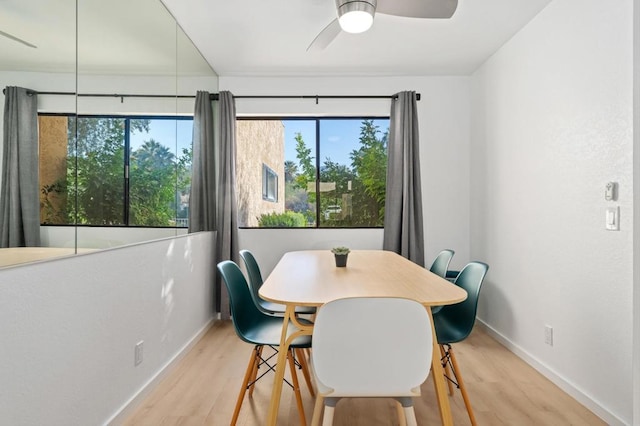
[{"x1": 310, "y1": 297, "x2": 433, "y2": 426}]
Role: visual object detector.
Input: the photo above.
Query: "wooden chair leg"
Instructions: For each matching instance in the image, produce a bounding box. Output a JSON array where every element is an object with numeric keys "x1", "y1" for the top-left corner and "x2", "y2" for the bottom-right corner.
[
  {"x1": 448, "y1": 345, "x2": 478, "y2": 426},
  {"x1": 295, "y1": 348, "x2": 316, "y2": 397},
  {"x1": 231, "y1": 345, "x2": 259, "y2": 425},
  {"x1": 321, "y1": 405, "x2": 335, "y2": 426},
  {"x1": 396, "y1": 401, "x2": 407, "y2": 425},
  {"x1": 403, "y1": 406, "x2": 418, "y2": 426},
  {"x1": 311, "y1": 395, "x2": 324, "y2": 426},
  {"x1": 440, "y1": 344, "x2": 454, "y2": 395},
  {"x1": 248, "y1": 345, "x2": 264, "y2": 397},
  {"x1": 287, "y1": 349, "x2": 307, "y2": 426}
]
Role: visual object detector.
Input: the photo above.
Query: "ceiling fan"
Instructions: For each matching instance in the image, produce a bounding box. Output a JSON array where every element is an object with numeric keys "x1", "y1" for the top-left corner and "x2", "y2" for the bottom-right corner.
[
  {"x1": 0, "y1": 29, "x2": 37, "y2": 48},
  {"x1": 307, "y1": 0, "x2": 458, "y2": 51}
]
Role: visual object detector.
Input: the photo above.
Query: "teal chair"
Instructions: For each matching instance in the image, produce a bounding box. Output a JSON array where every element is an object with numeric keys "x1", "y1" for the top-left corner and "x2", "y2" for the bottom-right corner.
[
  {"x1": 429, "y1": 249, "x2": 455, "y2": 278},
  {"x1": 217, "y1": 260, "x2": 314, "y2": 426},
  {"x1": 433, "y1": 261, "x2": 489, "y2": 426},
  {"x1": 429, "y1": 249, "x2": 455, "y2": 314},
  {"x1": 239, "y1": 249, "x2": 316, "y2": 316},
  {"x1": 445, "y1": 269, "x2": 461, "y2": 281}
]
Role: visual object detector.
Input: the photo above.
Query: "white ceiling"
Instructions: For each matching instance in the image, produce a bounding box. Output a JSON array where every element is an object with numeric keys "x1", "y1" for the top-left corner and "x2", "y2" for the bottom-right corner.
[
  {"x1": 161, "y1": 0, "x2": 553, "y2": 77},
  {"x1": 0, "y1": 0, "x2": 214, "y2": 76}
]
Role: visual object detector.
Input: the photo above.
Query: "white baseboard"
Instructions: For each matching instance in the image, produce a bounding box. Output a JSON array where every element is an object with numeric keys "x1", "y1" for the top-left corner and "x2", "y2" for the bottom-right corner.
[
  {"x1": 105, "y1": 318, "x2": 216, "y2": 425},
  {"x1": 476, "y1": 319, "x2": 627, "y2": 426}
]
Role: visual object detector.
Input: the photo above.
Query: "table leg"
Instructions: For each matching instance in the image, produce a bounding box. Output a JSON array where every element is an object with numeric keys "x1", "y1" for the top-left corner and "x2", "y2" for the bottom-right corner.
[
  {"x1": 428, "y1": 307, "x2": 454, "y2": 426},
  {"x1": 266, "y1": 304, "x2": 296, "y2": 426}
]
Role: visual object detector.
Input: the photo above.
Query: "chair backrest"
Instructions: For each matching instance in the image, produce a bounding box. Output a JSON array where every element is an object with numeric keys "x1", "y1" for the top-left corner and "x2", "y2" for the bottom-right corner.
[
  {"x1": 438, "y1": 261, "x2": 489, "y2": 342},
  {"x1": 239, "y1": 249, "x2": 264, "y2": 288},
  {"x1": 238, "y1": 249, "x2": 267, "y2": 309},
  {"x1": 429, "y1": 249, "x2": 455, "y2": 278},
  {"x1": 312, "y1": 297, "x2": 432, "y2": 396},
  {"x1": 217, "y1": 260, "x2": 268, "y2": 343}
]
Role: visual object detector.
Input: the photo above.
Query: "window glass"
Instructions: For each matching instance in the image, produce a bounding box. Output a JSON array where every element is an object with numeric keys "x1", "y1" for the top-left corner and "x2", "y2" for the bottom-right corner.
[
  {"x1": 74, "y1": 116, "x2": 126, "y2": 225},
  {"x1": 318, "y1": 119, "x2": 388, "y2": 227},
  {"x1": 38, "y1": 114, "x2": 192, "y2": 227},
  {"x1": 262, "y1": 164, "x2": 278, "y2": 202},
  {"x1": 236, "y1": 117, "x2": 389, "y2": 228}
]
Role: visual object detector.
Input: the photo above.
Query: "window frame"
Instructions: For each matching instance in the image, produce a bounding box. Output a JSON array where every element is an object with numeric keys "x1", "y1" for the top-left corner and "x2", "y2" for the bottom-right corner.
[
  {"x1": 237, "y1": 115, "x2": 390, "y2": 230},
  {"x1": 262, "y1": 163, "x2": 278, "y2": 202},
  {"x1": 38, "y1": 113, "x2": 193, "y2": 229}
]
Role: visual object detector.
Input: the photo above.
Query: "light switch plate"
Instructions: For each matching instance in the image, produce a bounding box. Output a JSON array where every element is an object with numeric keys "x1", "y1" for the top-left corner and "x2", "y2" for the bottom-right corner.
[
  {"x1": 605, "y1": 182, "x2": 618, "y2": 201},
  {"x1": 606, "y1": 206, "x2": 620, "y2": 231}
]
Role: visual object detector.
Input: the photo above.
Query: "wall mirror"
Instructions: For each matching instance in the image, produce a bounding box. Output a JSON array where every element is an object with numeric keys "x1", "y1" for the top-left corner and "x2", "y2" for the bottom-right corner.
[{"x1": 0, "y1": 0, "x2": 218, "y2": 268}]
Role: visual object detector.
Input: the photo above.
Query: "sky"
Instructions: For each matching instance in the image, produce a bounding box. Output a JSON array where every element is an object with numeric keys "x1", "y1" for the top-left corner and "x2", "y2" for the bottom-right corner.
[
  {"x1": 129, "y1": 118, "x2": 192, "y2": 154},
  {"x1": 283, "y1": 118, "x2": 389, "y2": 167},
  {"x1": 127, "y1": 117, "x2": 390, "y2": 166}
]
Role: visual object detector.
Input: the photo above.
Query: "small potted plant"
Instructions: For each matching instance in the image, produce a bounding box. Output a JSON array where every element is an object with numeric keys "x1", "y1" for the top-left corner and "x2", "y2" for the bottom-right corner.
[{"x1": 331, "y1": 246, "x2": 350, "y2": 267}]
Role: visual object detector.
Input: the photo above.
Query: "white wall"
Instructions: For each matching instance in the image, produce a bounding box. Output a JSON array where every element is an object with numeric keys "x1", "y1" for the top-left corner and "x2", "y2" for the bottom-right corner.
[
  {"x1": 634, "y1": 1, "x2": 640, "y2": 422},
  {"x1": 238, "y1": 228, "x2": 384, "y2": 276},
  {"x1": 471, "y1": 0, "x2": 633, "y2": 424},
  {"x1": 0, "y1": 232, "x2": 215, "y2": 425},
  {"x1": 0, "y1": 71, "x2": 218, "y2": 115},
  {"x1": 41, "y1": 226, "x2": 188, "y2": 250},
  {"x1": 221, "y1": 75, "x2": 471, "y2": 275},
  {"x1": 76, "y1": 74, "x2": 218, "y2": 115}
]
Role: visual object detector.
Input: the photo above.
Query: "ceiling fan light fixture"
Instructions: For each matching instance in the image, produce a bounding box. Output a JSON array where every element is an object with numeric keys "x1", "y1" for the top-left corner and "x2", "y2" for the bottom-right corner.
[{"x1": 336, "y1": 0, "x2": 376, "y2": 34}]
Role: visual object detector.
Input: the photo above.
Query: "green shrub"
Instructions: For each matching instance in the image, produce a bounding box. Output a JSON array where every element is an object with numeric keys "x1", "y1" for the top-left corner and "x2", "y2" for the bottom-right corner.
[{"x1": 258, "y1": 211, "x2": 307, "y2": 228}]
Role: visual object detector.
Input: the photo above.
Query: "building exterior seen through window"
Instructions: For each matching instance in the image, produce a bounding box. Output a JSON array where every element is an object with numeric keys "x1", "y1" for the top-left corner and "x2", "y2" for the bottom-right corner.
[
  {"x1": 236, "y1": 117, "x2": 390, "y2": 228},
  {"x1": 38, "y1": 114, "x2": 192, "y2": 228}
]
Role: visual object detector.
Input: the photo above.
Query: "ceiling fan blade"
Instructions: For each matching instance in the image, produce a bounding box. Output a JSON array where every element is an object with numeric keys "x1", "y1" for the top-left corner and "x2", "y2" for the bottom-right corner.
[
  {"x1": 307, "y1": 18, "x2": 341, "y2": 52},
  {"x1": 0, "y1": 29, "x2": 37, "y2": 48},
  {"x1": 377, "y1": 0, "x2": 458, "y2": 19}
]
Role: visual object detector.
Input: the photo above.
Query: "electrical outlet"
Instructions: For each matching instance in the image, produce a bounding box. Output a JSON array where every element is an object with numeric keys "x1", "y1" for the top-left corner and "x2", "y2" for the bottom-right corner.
[
  {"x1": 544, "y1": 326, "x2": 553, "y2": 346},
  {"x1": 135, "y1": 341, "x2": 144, "y2": 366}
]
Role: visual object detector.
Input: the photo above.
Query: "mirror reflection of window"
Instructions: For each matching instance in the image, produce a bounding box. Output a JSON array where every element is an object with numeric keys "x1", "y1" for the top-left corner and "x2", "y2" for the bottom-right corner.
[
  {"x1": 129, "y1": 118, "x2": 193, "y2": 228},
  {"x1": 39, "y1": 115, "x2": 193, "y2": 228},
  {"x1": 1, "y1": 0, "x2": 218, "y2": 267}
]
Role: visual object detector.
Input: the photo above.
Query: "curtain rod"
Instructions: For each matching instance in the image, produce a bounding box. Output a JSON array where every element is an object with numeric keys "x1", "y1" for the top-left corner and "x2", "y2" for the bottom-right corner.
[
  {"x1": 2, "y1": 89, "x2": 420, "y2": 102},
  {"x1": 232, "y1": 94, "x2": 421, "y2": 101}
]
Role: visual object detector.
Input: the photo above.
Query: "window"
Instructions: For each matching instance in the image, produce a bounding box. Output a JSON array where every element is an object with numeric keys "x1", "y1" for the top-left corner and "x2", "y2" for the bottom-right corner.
[
  {"x1": 262, "y1": 164, "x2": 278, "y2": 202},
  {"x1": 38, "y1": 114, "x2": 192, "y2": 227},
  {"x1": 236, "y1": 117, "x2": 389, "y2": 228}
]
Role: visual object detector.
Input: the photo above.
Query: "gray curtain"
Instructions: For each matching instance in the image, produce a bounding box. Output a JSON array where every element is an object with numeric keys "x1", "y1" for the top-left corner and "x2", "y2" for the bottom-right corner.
[
  {"x1": 382, "y1": 91, "x2": 425, "y2": 266},
  {"x1": 0, "y1": 86, "x2": 41, "y2": 248},
  {"x1": 214, "y1": 92, "x2": 239, "y2": 319},
  {"x1": 189, "y1": 90, "x2": 238, "y2": 320},
  {"x1": 189, "y1": 91, "x2": 217, "y2": 232}
]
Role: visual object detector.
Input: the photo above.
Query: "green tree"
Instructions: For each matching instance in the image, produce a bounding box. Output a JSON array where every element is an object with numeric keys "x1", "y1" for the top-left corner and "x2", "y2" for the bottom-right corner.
[
  {"x1": 293, "y1": 132, "x2": 315, "y2": 190},
  {"x1": 319, "y1": 158, "x2": 354, "y2": 226},
  {"x1": 176, "y1": 146, "x2": 192, "y2": 220},
  {"x1": 286, "y1": 132, "x2": 316, "y2": 223},
  {"x1": 61, "y1": 116, "x2": 194, "y2": 227},
  {"x1": 69, "y1": 117, "x2": 129, "y2": 224},
  {"x1": 349, "y1": 119, "x2": 388, "y2": 226},
  {"x1": 284, "y1": 160, "x2": 298, "y2": 183},
  {"x1": 129, "y1": 139, "x2": 176, "y2": 226}
]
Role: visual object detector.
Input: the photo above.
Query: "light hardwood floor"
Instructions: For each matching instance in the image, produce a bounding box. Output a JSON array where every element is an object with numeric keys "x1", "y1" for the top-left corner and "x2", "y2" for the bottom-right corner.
[{"x1": 123, "y1": 321, "x2": 605, "y2": 426}]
